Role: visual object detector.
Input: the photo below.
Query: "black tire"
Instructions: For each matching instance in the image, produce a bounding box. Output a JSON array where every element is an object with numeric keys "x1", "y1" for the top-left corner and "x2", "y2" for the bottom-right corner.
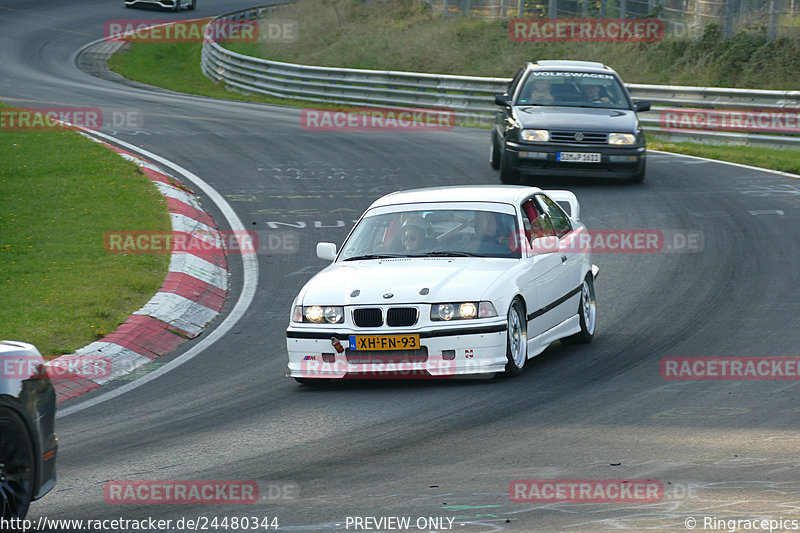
[
  {"x1": 173, "y1": 0, "x2": 181, "y2": 12},
  {"x1": 561, "y1": 275, "x2": 597, "y2": 345},
  {"x1": 504, "y1": 298, "x2": 528, "y2": 376},
  {"x1": 499, "y1": 147, "x2": 520, "y2": 185},
  {"x1": 188, "y1": 0, "x2": 196, "y2": 9},
  {"x1": 0, "y1": 407, "x2": 36, "y2": 520},
  {"x1": 489, "y1": 133, "x2": 501, "y2": 170}
]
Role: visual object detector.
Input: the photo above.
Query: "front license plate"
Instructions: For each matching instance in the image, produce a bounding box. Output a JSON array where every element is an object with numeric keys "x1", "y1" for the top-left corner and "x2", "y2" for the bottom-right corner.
[
  {"x1": 349, "y1": 334, "x2": 420, "y2": 351},
  {"x1": 557, "y1": 152, "x2": 601, "y2": 162}
]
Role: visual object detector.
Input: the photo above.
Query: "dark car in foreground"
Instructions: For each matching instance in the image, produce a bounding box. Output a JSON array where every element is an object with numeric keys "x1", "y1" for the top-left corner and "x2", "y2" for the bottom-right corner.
[
  {"x1": 491, "y1": 60, "x2": 650, "y2": 183},
  {"x1": 0, "y1": 341, "x2": 57, "y2": 519},
  {"x1": 124, "y1": 0, "x2": 196, "y2": 11}
]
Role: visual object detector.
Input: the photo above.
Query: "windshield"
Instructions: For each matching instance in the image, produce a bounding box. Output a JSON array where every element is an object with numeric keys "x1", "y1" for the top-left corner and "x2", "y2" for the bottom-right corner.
[
  {"x1": 517, "y1": 71, "x2": 629, "y2": 109},
  {"x1": 339, "y1": 208, "x2": 521, "y2": 260}
]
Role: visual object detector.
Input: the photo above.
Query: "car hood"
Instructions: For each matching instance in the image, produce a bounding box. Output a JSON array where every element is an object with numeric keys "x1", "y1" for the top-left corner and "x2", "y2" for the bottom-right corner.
[
  {"x1": 298, "y1": 258, "x2": 512, "y2": 305},
  {"x1": 514, "y1": 106, "x2": 638, "y2": 132}
]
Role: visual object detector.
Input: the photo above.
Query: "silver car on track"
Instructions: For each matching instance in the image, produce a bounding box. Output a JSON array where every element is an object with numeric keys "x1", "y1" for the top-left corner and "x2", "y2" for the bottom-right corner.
[
  {"x1": 0, "y1": 341, "x2": 58, "y2": 519},
  {"x1": 124, "y1": 0, "x2": 196, "y2": 11}
]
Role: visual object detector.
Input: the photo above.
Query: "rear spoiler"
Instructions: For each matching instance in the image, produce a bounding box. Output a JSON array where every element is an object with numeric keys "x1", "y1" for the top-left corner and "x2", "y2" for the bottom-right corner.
[{"x1": 543, "y1": 190, "x2": 580, "y2": 221}]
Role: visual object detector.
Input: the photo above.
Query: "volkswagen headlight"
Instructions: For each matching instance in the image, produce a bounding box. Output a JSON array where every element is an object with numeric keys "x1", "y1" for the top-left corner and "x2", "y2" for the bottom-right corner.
[
  {"x1": 608, "y1": 133, "x2": 636, "y2": 145},
  {"x1": 521, "y1": 129, "x2": 549, "y2": 142}
]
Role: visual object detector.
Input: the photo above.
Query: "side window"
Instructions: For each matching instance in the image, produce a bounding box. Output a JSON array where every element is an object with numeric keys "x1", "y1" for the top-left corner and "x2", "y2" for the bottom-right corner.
[
  {"x1": 508, "y1": 67, "x2": 525, "y2": 101},
  {"x1": 537, "y1": 195, "x2": 572, "y2": 237},
  {"x1": 521, "y1": 199, "x2": 554, "y2": 242},
  {"x1": 517, "y1": 74, "x2": 533, "y2": 104}
]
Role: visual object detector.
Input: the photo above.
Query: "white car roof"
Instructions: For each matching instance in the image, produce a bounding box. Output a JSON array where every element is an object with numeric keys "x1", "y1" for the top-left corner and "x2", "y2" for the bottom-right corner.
[{"x1": 369, "y1": 185, "x2": 544, "y2": 210}]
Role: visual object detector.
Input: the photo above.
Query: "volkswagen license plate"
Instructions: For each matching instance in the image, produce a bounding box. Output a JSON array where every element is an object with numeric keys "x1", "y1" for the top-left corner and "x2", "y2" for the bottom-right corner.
[{"x1": 557, "y1": 152, "x2": 601, "y2": 162}]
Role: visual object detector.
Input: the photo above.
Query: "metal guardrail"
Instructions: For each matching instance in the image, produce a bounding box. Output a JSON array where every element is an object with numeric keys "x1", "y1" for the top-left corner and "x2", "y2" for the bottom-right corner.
[
  {"x1": 628, "y1": 84, "x2": 800, "y2": 110},
  {"x1": 200, "y1": 5, "x2": 800, "y2": 149}
]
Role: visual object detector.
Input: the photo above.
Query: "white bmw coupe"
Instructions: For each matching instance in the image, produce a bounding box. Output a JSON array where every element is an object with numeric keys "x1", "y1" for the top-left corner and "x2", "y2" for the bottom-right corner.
[{"x1": 286, "y1": 186, "x2": 598, "y2": 382}]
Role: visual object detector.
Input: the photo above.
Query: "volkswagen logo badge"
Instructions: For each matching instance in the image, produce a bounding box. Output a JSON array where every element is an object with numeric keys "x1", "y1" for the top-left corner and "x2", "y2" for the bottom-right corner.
[{"x1": 574, "y1": 132, "x2": 584, "y2": 141}]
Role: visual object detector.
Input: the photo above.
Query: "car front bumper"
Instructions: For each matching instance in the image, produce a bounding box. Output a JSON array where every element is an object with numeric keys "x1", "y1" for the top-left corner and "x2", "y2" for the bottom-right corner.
[
  {"x1": 124, "y1": 0, "x2": 179, "y2": 7},
  {"x1": 506, "y1": 141, "x2": 646, "y2": 179},
  {"x1": 286, "y1": 323, "x2": 509, "y2": 379}
]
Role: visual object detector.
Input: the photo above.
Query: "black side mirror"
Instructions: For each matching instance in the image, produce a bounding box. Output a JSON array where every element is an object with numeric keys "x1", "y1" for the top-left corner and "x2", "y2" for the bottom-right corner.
[
  {"x1": 495, "y1": 94, "x2": 511, "y2": 107},
  {"x1": 634, "y1": 100, "x2": 651, "y2": 112}
]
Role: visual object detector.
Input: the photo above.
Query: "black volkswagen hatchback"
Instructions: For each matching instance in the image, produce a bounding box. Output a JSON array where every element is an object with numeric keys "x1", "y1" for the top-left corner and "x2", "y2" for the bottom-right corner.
[{"x1": 491, "y1": 60, "x2": 650, "y2": 183}]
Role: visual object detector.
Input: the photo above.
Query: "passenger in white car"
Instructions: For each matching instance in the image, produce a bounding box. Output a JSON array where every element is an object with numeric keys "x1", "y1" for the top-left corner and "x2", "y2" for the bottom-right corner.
[{"x1": 472, "y1": 211, "x2": 512, "y2": 256}]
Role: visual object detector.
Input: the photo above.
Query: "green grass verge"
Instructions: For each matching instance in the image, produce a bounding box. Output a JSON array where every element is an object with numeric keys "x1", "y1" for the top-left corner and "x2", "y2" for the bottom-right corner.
[
  {"x1": 0, "y1": 105, "x2": 171, "y2": 356},
  {"x1": 107, "y1": 41, "x2": 342, "y2": 109},
  {"x1": 647, "y1": 134, "x2": 800, "y2": 175}
]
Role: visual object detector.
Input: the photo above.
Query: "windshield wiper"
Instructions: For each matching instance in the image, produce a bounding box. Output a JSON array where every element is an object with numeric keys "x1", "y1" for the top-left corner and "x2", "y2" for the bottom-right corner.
[
  {"x1": 342, "y1": 254, "x2": 406, "y2": 261},
  {"x1": 413, "y1": 251, "x2": 483, "y2": 257}
]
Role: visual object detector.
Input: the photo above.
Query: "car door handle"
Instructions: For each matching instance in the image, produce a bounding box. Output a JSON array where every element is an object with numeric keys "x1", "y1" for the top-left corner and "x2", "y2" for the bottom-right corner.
[{"x1": 561, "y1": 255, "x2": 567, "y2": 263}]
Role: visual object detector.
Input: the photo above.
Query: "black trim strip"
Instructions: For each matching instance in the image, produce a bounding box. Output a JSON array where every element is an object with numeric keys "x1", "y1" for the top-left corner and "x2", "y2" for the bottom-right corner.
[
  {"x1": 285, "y1": 331, "x2": 351, "y2": 340},
  {"x1": 286, "y1": 324, "x2": 506, "y2": 341},
  {"x1": 420, "y1": 324, "x2": 507, "y2": 338},
  {"x1": 526, "y1": 285, "x2": 582, "y2": 322}
]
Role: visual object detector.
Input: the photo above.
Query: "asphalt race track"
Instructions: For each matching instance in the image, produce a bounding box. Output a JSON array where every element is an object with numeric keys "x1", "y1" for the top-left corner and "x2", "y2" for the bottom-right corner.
[{"x1": 2, "y1": 1, "x2": 800, "y2": 531}]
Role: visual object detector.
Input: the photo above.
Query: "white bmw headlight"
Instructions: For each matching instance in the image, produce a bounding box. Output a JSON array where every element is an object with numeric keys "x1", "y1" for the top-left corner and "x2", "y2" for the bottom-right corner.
[
  {"x1": 459, "y1": 302, "x2": 477, "y2": 320},
  {"x1": 521, "y1": 129, "x2": 549, "y2": 142},
  {"x1": 608, "y1": 133, "x2": 636, "y2": 145},
  {"x1": 292, "y1": 305, "x2": 344, "y2": 324},
  {"x1": 323, "y1": 306, "x2": 343, "y2": 324},
  {"x1": 434, "y1": 303, "x2": 456, "y2": 321},
  {"x1": 306, "y1": 306, "x2": 324, "y2": 323},
  {"x1": 431, "y1": 301, "x2": 497, "y2": 321}
]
